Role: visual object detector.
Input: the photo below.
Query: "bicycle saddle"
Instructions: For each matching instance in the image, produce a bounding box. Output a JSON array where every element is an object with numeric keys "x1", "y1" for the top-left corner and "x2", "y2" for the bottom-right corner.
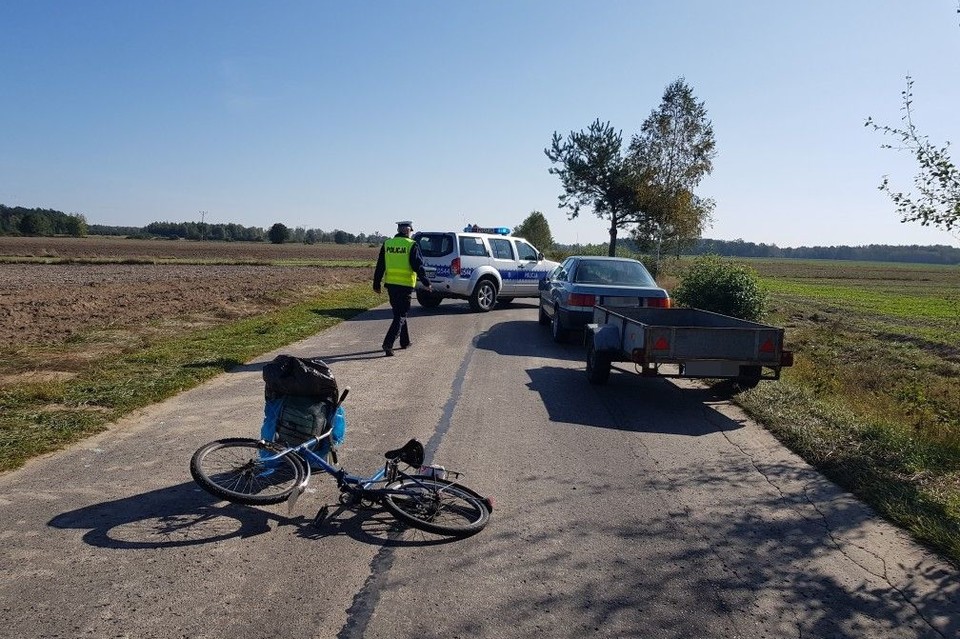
[{"x1": 385, "y1": 438, "x2": 425, "y2": 467}]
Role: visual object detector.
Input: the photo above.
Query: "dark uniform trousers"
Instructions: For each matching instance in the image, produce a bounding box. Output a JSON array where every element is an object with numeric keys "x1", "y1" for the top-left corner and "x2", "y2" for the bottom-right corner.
[{"x1": 384, "y1": 284, "x2": 412, "y2": 349}]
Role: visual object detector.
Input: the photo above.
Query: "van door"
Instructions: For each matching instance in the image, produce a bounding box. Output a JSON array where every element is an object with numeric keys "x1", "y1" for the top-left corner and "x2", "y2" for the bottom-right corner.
[
  {"x1": 512, "y1": 239, "x2": 547, "y2": 296},
  {"x1": 487, "y1": 237, "x2": 518, "y2": 295}
]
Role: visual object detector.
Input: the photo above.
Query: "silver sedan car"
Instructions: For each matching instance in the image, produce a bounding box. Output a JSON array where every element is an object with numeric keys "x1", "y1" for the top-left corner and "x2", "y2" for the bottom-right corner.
[{"x1": 538, "y1": 256, "x2": 671, "y2": 342}]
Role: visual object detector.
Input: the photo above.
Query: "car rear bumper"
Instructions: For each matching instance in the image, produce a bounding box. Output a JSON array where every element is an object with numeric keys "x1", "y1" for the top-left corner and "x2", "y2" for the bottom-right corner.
[{"x1": 559, "y1": 306, "x2": 593, "y2": 329}]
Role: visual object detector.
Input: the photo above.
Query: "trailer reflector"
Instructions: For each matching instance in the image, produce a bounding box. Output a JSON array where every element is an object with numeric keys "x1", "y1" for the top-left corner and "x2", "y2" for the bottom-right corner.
[
  {"x1": 653, "y1": 336, "x2": 669, "y2": 350},
  {"x1": 759, "y1": 338, "x2": 775, "y2": 353}
]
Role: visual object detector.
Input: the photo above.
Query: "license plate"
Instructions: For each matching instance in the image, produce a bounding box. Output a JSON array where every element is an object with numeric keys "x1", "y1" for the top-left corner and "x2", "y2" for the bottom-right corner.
[{"x1": 601, "y1": 296, "x2": 640, "y2": 307}]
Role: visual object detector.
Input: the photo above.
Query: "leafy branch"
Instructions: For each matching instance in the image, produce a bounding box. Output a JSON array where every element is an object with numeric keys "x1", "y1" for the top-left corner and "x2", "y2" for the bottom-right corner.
[{"x1": 866, "y1": 78, "x2": 960, "y2": 235}]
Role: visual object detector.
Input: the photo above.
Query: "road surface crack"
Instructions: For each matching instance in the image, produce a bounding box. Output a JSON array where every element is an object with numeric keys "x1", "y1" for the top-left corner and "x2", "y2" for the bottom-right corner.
[{"x1": 708, "y1": 406, "x2": 947, "y2": 639}]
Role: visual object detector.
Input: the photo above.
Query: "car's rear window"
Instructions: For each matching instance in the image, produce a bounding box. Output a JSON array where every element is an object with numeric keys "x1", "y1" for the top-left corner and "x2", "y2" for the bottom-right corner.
[
  {"x1": 575, "y1": 260, "x2": 656, "y2": 286},
  {"x1": 417, "y1": 233, "x2": 455, "y2": 258}
]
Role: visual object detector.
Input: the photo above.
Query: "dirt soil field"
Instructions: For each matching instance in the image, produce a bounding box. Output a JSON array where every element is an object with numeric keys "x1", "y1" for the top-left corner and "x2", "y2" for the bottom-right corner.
[
  {"x1": 0, "y1": 236, "x2": 378, "y2": 347},
  {"x1": 0, "y1": 235, "x2": 380, "y2": 261}
]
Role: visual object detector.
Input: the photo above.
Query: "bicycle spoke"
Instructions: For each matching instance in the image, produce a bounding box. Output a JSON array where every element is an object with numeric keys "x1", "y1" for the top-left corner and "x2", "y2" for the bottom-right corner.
[{"x1": 191, "y1": 438, "x2": 304, "y2": 505}]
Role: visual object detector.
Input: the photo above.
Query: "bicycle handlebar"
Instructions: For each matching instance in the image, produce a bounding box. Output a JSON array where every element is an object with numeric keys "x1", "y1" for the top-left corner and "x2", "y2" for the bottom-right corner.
[{"x1": 332, "y1": 386, "x2": 350, "y2": 413}]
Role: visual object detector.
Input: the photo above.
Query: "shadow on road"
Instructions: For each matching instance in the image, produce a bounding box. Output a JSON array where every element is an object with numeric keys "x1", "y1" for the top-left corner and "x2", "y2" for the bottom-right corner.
[
  {"x1": 48, "y1": 482, "x2": 467, "y2": 550},
  {"x1": 48, "y1": 482, "x2": 274, "y2": 549},
  {"x1": 475, "y1": 320, "x2": 584, "y2": 362},
  {"x1": 523, "y1": 363, "x2": 748, "y2": 436},
  {"x1": 423, "y1": 461, "x2": 960, "y2": 638},
  {"x1": 328, "y1": 303, "x2": 476, "y2": 323}
]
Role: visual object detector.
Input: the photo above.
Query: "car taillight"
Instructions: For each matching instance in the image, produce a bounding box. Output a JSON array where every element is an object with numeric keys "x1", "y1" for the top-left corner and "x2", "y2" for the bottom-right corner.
[
  {"x1": 451, "y1": 257, "x2": 460, "y2": 276},
  {"x1": 568, "y1": 293, "x2": 596, "y2": 307},
  {"x1": 646, "y1": 297, "x2": 671, "y2": 308}
]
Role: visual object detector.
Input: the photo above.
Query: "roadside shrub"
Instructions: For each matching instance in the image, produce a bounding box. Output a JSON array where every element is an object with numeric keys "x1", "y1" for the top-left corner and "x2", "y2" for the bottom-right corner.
[{"x1": 672, "y1": 254, "x2": 767, "y2": 320}]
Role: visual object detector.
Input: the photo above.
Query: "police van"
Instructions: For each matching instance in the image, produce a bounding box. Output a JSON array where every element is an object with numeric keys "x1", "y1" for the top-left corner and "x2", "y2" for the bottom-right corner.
[{"x1": 413, "y1": 225, "x2": 560, "y2": 312}]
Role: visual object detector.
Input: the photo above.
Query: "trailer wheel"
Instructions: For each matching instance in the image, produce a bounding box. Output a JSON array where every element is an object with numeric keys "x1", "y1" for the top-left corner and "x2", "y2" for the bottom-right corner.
[
  {"x1": 736, "y1": 365, "x2": 762, "y2": 390},
  {"x1": 586, "y1": 342, "x2": 612, "y2": 385}
]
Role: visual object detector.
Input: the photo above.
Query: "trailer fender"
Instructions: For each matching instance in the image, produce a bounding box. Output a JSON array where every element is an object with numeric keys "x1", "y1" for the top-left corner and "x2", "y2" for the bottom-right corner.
[{"x1": 587, "y1": 323, "x2": 621, "y2": 353}]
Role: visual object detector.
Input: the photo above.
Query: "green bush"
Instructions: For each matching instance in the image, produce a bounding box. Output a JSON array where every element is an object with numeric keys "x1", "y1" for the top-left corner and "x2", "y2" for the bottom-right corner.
[{"x1": 672, "y1": 255, "x2": 766, "y2": 320}]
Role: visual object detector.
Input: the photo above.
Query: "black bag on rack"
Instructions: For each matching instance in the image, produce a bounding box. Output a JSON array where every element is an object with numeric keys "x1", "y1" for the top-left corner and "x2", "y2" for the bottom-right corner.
[
  {"x1": 262, "y1": 355, "x2": 339, "y2": 401},
  {"x1": 275, "y1": 395, "x2": 334, "y2": 448}
]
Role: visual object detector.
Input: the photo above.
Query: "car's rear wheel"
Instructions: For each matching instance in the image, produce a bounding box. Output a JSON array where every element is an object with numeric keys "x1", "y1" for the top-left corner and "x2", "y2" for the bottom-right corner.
[
  {"x1": 551, "y1": 306, "x2": 566, "y2": 342},
  {"x1": 416, "y1": 289, "x2": 442, "y2": 308},
  {"x1": 469, "y1": 278, "x2": 498, "y2": 312},
  {"x1": 538, "y1": 300, "x2": 549, "y2": 326}
]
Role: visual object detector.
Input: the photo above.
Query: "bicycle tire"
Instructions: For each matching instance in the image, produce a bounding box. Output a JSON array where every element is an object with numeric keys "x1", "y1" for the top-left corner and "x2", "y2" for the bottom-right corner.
[
  {"x1": 382, "y1": 477, "x2": 490, "y2": 537},
  {"x1": 190, "y1": 438, "x2": 305, "y2": 506}
]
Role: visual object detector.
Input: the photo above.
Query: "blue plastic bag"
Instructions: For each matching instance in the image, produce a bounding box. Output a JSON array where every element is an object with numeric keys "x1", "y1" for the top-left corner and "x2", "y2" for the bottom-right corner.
[
  {"x1": 260, "y1": 397, "x2": 284, "y2": 442},
  {"x1": 331, "y1": 405, "x2": 346, "y2": 446}
]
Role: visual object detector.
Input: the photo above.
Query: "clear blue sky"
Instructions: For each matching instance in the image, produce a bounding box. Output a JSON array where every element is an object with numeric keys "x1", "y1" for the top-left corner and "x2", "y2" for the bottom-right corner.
[{"x1": 2, "y1": 1, "x2": 958, "y2": 247}]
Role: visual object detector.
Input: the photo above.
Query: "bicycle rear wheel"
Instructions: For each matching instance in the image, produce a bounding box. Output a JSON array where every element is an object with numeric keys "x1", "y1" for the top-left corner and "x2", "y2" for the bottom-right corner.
[
  {"x1": 190, "y1": 438, "x2": 305, "y2": 505},
  {"x1": 382, "y1": 477, "x2": 490, "y2": 537}
]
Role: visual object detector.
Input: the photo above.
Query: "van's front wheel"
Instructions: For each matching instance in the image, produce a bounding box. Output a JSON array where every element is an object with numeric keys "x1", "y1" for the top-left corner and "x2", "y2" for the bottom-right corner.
[{"x1": 469, "y1": 278, "x2": 498, "y2": 312}]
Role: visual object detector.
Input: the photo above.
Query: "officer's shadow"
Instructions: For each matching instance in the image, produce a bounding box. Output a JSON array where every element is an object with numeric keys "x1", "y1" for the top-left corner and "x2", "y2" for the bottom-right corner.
[{"x1": 316, "y1": 349, "x2": 392, "y2": 363}]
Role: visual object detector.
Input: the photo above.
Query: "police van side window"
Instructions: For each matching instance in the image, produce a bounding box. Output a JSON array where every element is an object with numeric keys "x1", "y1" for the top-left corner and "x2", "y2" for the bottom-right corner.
[
  {"x1": 460, "y1": 236, "x2": 488, "y2": 257},
  {"x1": 488, "y1": 238, "x2": 514, "y2": 260},
  {"x1": 418, "y1": 233, "x2": 454, "y2": 258},
  {"x1": 514, "y1": 241, "x2": 538, "y2": 261}
]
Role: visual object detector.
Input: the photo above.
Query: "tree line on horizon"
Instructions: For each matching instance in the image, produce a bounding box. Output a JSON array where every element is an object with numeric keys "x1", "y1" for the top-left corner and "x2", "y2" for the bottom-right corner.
[
  {"x1": 0, "y1": 205, "x2": 380, "y2": 245},
  {"x1": 636, "y1": 237, "x2": 960, "y2": 265},
  {"x1": 137, "y1": 221, "x2": 379, "y2": 245},
  {"x1": 0, "y1": 205, "x2": 88, "y2": 237},
  {"x1": 546, "y1": 237, "x2": 960, "y2": 265},
  {"x1": 4, "y1": 203, "x2": 958, "y2": 264}
]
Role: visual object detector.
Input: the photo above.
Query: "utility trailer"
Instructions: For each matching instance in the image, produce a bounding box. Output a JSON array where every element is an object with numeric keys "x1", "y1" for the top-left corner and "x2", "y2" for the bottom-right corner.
[{"x1": 585, "y1": 306, "x2": 793, "y2": 386}]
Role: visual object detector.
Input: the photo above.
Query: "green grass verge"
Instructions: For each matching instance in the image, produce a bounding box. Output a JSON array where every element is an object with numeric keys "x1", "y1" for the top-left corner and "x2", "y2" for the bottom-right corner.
[
  {"x1": 722, "y1": 259, "x2": 960, "y2": 566},
  {"x1": 737, "y1": 379, "x2": 960, "y2": 564},
  {"x1": 0, "y1": 283, "x2": 381, "y2": 472}
]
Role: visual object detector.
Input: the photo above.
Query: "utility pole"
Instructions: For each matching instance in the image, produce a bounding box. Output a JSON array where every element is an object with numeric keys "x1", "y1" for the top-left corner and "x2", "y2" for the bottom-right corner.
[{"x1": 199, "y1": 210, "x2": 207, "y2": 241}]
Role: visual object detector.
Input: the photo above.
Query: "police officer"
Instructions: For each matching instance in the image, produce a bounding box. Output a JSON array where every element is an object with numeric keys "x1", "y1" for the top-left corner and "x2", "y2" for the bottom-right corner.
[{"x1": 373, "y1": 220, "x2": 432, "y2": 356}]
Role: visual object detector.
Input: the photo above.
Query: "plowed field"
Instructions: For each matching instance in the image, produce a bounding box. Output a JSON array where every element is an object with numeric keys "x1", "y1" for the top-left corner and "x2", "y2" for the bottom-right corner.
[{"x1": 0, "y1": 236, "x2": 378, "y2": 346}]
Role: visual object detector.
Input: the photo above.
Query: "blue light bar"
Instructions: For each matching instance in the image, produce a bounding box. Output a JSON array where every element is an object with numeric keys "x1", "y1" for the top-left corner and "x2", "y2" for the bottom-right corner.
[{"x1": 463, "y1": 225, "x2": 511, "y2": 235}]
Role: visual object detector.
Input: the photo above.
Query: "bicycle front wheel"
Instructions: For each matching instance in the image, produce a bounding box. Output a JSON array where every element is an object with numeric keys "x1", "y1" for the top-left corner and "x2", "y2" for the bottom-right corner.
[
  {"x1": 382, "y1": 477, "x2": 490, "y2": 537},
  {"x1": 190, "y1": 438, "x2": 305, "y2": 505}
]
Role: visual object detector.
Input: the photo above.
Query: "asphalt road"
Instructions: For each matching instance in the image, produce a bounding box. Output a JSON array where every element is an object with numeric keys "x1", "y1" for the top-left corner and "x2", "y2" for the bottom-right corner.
[{"x1": 1, "y1": 300, "x2": 957, "y2": 639}]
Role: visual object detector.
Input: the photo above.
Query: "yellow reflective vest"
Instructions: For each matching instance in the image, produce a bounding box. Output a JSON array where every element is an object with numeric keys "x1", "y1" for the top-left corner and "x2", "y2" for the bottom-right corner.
[{"x1": 383, "y1": 236, "x2": 417, "y2": 287}]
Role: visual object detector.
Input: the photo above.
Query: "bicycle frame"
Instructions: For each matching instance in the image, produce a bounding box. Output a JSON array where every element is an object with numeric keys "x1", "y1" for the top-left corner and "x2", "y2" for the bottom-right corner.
[
  {"x1": 257, "y1": 428, "x2": 449, "y2": 513},
  {"x1": 190, "y1": 385, "x2": 491, "y2": 535}
]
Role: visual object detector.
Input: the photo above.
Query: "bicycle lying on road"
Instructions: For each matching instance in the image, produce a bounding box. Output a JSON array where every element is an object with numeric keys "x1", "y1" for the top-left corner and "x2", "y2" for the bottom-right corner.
[{"x1": 189, "y1": 388, "x2": 493, "y2": 537}]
